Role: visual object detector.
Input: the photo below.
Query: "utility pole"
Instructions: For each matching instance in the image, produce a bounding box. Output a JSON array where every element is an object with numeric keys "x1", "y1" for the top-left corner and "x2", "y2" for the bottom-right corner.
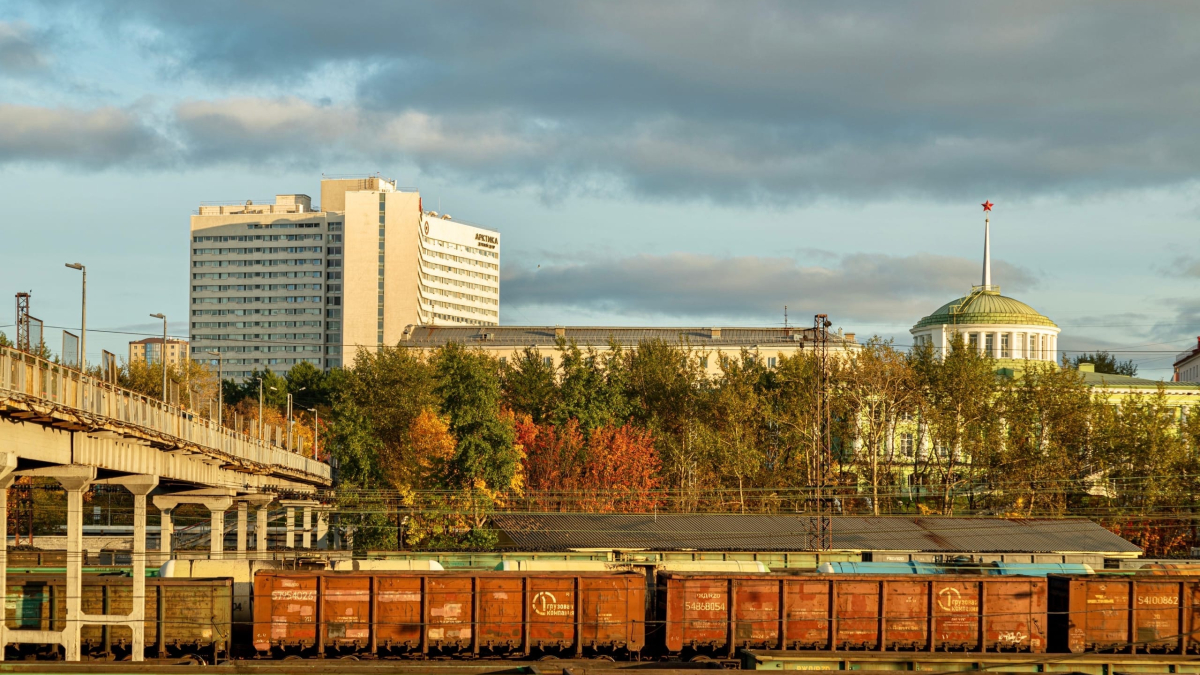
[
  {"x1": 287, "y1": 387, "x2": 307, "y2": 452},
  {"x1": 811, "y1": 313, "x2": 834, "y2": 551},
  {"x1": 257, "y1": 377, "x2": 265, "y2": 440},
  {"x1": 207, "y1": 351, "x2": 223, "y2": 428},
  {"x1": 150, "y1": 313, "x2": 167, "y2": 404},
  {"x1": 308, "y1": 407, "x2": 319, "y2": 459},
  {"x1": 65, "y1": 263, "x2": 85, "y2": 371}
]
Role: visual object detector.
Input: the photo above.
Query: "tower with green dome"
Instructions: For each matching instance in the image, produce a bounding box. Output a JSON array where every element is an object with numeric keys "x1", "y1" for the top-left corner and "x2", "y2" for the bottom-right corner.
[{"x1": 910, "y1": 202, "x2": 1060, "y2": 367}]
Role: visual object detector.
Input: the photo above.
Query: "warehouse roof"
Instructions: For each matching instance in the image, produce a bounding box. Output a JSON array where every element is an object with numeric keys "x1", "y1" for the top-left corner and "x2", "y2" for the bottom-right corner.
[
  {"x1": 401, "y1": 325, "x2": 858, "y2": 349},
  {"x1": 490, "y1": 513, "x2": 1140, "y2": 554}
]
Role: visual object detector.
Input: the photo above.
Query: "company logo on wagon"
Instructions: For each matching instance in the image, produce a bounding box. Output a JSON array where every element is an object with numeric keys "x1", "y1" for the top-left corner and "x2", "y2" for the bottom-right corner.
[{"x1": 532, "y1": 591, "x2": 575, "y2": 617}]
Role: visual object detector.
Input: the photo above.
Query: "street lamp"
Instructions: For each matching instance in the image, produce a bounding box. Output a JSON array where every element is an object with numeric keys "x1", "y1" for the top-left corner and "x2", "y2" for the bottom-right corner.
[
  {"x1": 286, "y1": 387, "x2": 306, "y2": 452},
  {"x1": 307, "y1": 407, "x2": 319, "y2": 459},
  {"x1": 207, "y1": 350, "x2": 222, "y2": 428},
  {"x1": 149, "y1": 313, "x2": 167, "y2": 404},
  {"x1": 64, "y1": 263, "x2": 85, "y2": 372}
]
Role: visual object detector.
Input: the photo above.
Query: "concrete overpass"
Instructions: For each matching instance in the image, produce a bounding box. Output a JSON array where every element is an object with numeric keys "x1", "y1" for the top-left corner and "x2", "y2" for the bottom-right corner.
[{"x1": 0, "y1": 346, "x2": 333, "y2": 660}]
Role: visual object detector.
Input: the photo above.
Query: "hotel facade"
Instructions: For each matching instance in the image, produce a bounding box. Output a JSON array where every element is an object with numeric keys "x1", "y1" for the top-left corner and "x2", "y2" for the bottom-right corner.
[{"x1": 190, "y1": 176, "x2": 499, "y2": 379}]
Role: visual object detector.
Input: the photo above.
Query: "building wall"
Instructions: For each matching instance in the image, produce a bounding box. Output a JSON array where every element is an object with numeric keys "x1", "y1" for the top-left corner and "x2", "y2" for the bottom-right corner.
[
  {"x1": 128, "y1": 339, "x2": 188, "y2": 367},
  {"x1": 912, "y1": 323, "x2": 1059, "y2": 363},
  {"x1": 192, "y1": 178, "x2": 500, "y2": 378},
  {"x1": 189, "y1": 205, "x2": 331, "y2": 380}
]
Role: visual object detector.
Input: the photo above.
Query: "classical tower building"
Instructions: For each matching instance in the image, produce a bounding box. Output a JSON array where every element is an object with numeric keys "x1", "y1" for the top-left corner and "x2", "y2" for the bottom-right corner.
[{"x1": 910, "y1": 201, "x2": 1060, "y2": 365}]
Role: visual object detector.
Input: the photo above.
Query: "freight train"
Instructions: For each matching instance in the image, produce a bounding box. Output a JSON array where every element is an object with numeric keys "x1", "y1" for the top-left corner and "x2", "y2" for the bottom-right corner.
[
  {"x1": 246, "y1": 567, "x2": 1200, "y2": 660},
  {"x1": 8, "y1": 562, "x2": 1194, "y2": 661}
]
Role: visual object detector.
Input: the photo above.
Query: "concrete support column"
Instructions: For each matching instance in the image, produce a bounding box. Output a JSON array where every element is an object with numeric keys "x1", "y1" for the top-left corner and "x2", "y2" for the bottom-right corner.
[
  {"x1": 285, "y1": 506, "x2": 295, "y2": 549},
  {"x1": 256, "y1": 506, "x2": 269, "y2": 553},
  {"x1": 18, "y1": 465, "x2": 99, "y2": 663},
  {"x1": 98, "y1": 475, "x2": 158, "y2": 662},
  {"x1": 159, "y1": 508, "x2": 174, "y2": 563},
  {"x1": 210, "y1": 508, "x2": 226, "y2": 559},
  {"x1": 302, "y1": 506, "x2": 312, "y2": 549},
  {"x1": 316, "y1": 509, "x2": 330, "y2": 550},
  {"x1": 236, "y1": 502, "x2": 248, "y2": 554}
]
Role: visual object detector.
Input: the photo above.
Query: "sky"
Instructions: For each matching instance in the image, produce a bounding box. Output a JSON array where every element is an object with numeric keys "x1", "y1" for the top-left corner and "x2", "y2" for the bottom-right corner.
[{"x1": 2, "y1": 1, "x2": 1199, "y2": 378}]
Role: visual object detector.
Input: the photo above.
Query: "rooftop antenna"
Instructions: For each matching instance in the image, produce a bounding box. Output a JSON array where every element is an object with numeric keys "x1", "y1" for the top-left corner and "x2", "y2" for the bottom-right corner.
[{"x1": 784, "y1": 305, "x2": 788, "y2": 329}]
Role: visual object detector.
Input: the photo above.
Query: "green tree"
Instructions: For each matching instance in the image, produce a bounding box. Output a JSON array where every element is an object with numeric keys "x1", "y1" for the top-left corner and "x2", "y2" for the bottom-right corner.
[
  {"x1": 554, "y1": 339, "x2": 630, "y2": 431},
  {"x1": 842, "y1": 339, "x2": 915, "y2": 515},
  {"x1": 994, "y1": 362, "x2": 1094, "y2": 516},
  {"x1": 910, "y1": 333, "x2": 999, "y2": 515},
  {"x1": 1071, "y1": 351, "x2": 1137, "y2": 377},
  {"x1": 501, "y1": 346, "x2": 558, "y2": 423},
  {"x1": 286, "y1": 361, "x2": 332, "y2": 408},
  {"x1": 433, "y1": 343, "x2": 521, "y2": 494}
]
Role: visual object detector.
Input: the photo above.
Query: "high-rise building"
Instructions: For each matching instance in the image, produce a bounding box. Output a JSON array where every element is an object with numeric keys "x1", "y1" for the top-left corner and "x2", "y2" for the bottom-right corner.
[
  {"x1": 128, "y1": 337, "x2": 189, "y2": 367},
  {"x1": 190, "y1": 176, "x2": 500, "y2": 379}
]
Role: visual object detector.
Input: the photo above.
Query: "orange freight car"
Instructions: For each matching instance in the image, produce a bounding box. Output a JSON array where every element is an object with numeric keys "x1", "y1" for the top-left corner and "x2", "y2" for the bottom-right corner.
[
  {"x1": 657, "y1": 573, "x2": 1047, "y2": 656},
  {"x1": 1049, "y1": 575, "x2": 1195, "y2": 654},
  {"x1": 252, "y1": 570, "x2": 645, "y2": 659}
]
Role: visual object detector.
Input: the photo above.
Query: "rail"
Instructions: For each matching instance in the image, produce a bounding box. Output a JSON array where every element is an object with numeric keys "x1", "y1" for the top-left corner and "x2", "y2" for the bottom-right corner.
[{"x1": 0, "y1": 346, "x2": 331, "y2": 483}]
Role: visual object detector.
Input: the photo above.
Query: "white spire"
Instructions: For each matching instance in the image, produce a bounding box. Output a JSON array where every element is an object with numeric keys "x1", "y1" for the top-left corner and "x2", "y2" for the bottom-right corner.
[
  {"x1": 983, "y1": 216, "x2": 991, "y2": 288},
  {"x1": 981, "y1": 200, "x2": 993, "y2": 289}
]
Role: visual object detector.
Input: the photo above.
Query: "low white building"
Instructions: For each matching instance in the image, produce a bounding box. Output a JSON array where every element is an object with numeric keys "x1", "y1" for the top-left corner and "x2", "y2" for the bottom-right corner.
[{"x1": 1174, "y1": 337, "x2": 1200, "y2": 382}]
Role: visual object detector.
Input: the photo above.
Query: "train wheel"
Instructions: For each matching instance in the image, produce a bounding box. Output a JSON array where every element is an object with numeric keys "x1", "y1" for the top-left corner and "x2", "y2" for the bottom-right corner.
[
  {"x1": 179, "y1": 654, "x2": 207, "y2": 666},
  {"x1": 593, "y1": 655, "x2": 616, "y2": 662},
  {"x1": 689, "y1": 655, "x2": 714, "y2": 663},
  {"x1": 283, "y1": 655, "x2": 305, "y2": 661},
  {"x1": 340, "y1": 655, "x2": 360, "y2": 661},
  {"x1": 538, "y1": 655, "x2": 559, "y2": 661}
]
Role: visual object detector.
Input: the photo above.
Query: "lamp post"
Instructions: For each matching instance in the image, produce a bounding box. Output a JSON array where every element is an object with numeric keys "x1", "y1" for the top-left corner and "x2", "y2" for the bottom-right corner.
[
  {"x1": 286, "y1": 387, "x2": 306, "y2": 452},
  {"x1": 307, "y1": 407, "x2": 319, "y2": 459},
  {"x1": 149, "y1": 313, "x2": 167, "y2": 404},
  {"x1": 64, "y1": 263, "x2": 85, "y2": 371},
  {"x1": 207, "y1": 350, "x2": 222, "y2": 428}
]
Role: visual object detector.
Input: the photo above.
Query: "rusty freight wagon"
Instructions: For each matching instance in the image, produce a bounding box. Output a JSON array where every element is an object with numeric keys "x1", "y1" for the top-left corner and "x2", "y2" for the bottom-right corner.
[
  {"x1": 4, "y1": 575, "x2": 233, "y2": 661},
  {"x1": 657, "y1": 573, "x2": 1047, "y2": 656},
  {"x1": 1049, "y1": 575, "x2": 1197, "y2": 654},
  {"x1": 252, "y1": 570, "x2": 645, "y2": 659}
]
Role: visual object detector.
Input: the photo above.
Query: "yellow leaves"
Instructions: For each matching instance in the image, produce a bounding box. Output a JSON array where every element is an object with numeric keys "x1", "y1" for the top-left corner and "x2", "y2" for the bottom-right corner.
[{"x1": 410, "y1": 407, "x2": 457, "y2": 471}]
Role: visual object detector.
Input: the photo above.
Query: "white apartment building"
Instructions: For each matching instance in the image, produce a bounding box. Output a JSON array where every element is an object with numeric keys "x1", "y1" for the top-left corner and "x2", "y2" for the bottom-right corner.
[{"x1": 190, "y1": 176, "x2": 499, "y2": 379}]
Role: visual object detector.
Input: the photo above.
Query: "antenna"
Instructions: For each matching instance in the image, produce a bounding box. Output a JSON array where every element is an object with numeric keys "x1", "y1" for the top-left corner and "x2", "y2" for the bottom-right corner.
[{"x1": 784, "y1": 305, "x2": 788, "y2": 329}]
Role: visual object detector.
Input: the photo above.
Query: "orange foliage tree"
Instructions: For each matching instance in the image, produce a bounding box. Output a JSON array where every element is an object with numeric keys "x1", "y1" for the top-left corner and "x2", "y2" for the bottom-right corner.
[{"x1": 518, "y1": 415, "x2": 661, "y2": 512}]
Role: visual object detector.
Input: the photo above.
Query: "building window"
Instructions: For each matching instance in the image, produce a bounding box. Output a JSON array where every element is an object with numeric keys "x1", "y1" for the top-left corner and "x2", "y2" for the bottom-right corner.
[
  {"x1": 700, "y1": 356, "x2": 709, "y2": 368},
  {"x1": 1040, "y1": 334, "x2": 1047, "y2": 360},
  {"x1": 984, "y1": 333, "x2": 994, "y2": 356},
  {"x1": 968, "y1": 333, "x2": 979, "y2": 350},
  {"x1": 499, "y1": 356, "x2": 507, "y2": 366},
  {"x1": 900, "y1": 433, "x2": 914, "y2": 458},
  {"x1": 767, "y1": 356, "x2": 777, "y2": 368},
  {"x1": 543, "y1": 356, "x2": 553, "y2": 367},
  {"x1": 1000, "y1": 333, "x2": 1010, "y2": 359}
]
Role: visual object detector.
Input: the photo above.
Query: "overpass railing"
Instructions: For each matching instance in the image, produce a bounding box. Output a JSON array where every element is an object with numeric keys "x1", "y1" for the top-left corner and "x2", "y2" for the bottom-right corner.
[{"x1": 0, "y1": 347, "x2": 330, "y2": 483}]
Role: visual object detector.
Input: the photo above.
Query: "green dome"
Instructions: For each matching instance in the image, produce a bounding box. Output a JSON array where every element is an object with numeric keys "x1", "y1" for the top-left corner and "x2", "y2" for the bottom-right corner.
[{"x1": 914, "y1": 289, "x2": 1057, "y2": 329}]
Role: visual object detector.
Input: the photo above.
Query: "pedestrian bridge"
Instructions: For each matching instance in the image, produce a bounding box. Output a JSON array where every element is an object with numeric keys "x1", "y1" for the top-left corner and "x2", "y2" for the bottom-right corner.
[
  {"x1": 0, "y1": 346, "x2": 330, "y2": 491},
  {"x1": 0, "y1": 346, "x2": 332, "y2": 661}
]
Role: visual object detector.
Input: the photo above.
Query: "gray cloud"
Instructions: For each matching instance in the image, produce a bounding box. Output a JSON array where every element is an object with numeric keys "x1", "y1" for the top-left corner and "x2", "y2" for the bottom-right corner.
[
  {"x1": 1163, "y1": 255, "x2": 1200, "y2": 278},
  {"x1": 39, "y1": 1, "x2": 1200, "y2": 202},
  {"x1": 0, "y1": 104, "x2": 170, "y2": 168},
  {"x1": 502, "y1": 251, "x2": 1035, "y2": 324},
  {"x1": 0, "y1": 21, "x2": 47, "y2": 74}
]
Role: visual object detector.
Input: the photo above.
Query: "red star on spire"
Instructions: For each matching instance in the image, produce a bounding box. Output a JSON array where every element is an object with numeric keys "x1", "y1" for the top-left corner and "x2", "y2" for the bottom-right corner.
[{"x1": 981, "y1": 200, "x2": 994, "y2": 212}]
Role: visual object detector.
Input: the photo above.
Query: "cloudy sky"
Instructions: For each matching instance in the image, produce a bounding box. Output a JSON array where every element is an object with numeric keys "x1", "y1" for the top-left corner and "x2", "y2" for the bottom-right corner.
[{"x1": 2, "y1": 1, "x2": 1199, "y2": 377}]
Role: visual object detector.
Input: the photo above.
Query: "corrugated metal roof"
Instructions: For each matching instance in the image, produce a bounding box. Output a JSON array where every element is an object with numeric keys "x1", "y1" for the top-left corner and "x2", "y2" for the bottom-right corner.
[
  {"x1": 489, "y1": 513, "x2": 1140, "y2": 554},
  {"x1": 401, "y1": 326, "x2": 858, "y2": 349}
]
